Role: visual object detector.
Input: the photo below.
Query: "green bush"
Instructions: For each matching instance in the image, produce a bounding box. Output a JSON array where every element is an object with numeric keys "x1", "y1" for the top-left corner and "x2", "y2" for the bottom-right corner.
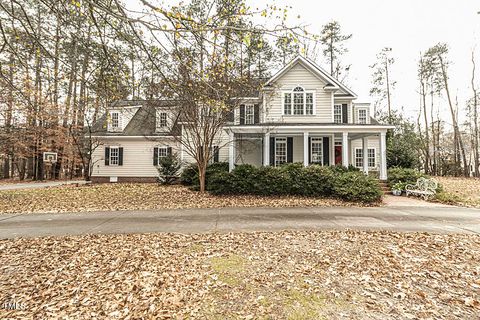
[
  {"x1": 387, "y1": 167, "x2": 427, "y2": 188},
  {"x1": 332, "y1": 171, "x2": 382, "y2": 203},
  {"x1": 157, "y1": 153, "x2": 182, "y2": 185},
  {"x1": 208, "y1": 164, "x2": 382, "y2": 203},
  {"x1": 180, "y1": 162, "x2": 229, "y2": 187}
]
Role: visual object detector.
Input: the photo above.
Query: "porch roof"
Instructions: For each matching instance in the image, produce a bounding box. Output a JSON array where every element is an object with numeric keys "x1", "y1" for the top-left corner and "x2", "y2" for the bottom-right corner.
[{"x1": 225, "y1": 122, "x2": 394, "y2": 134}]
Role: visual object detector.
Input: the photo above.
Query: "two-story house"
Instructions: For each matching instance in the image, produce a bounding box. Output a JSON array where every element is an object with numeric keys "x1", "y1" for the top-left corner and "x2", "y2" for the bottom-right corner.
[{"x1": 90, "y1": 56, "x2": 393, "y2": 183}]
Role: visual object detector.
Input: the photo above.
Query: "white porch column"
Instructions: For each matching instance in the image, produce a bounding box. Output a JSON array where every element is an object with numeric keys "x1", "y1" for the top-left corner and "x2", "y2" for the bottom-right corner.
[
  {"x1": 342, "y1": 132, "x2": 349, "y2": 167},
  {"x1": 303, "y1": 132, "x2": 309, "y2": 166},
  {"x1": 228, "y1": 130, "x2": 235, "y2": 172},
  {"x1": 379, "y1": 132, "x2": 387, "y2": 180},
  {"x1": 263, "y1": 132, "x2": 270, "y2": 166},
  {"x1": 362, "y1": 137, "x2": 369, "y2": 175}
]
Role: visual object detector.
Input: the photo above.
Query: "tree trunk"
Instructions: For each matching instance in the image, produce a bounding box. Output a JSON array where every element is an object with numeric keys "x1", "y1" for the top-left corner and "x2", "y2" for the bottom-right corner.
[{"x1": 472, "y1": 51, "x2": 479, "y2": 177}]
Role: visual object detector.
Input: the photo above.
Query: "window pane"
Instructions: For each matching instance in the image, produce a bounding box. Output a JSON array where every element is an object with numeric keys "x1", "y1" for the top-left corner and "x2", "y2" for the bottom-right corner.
[
  {"x1": 110, "y1": 148, "x2": 119, "y2": 165},
  {"x1": 111, "y1": 112, "x2": 119, "y2": 128},
  {"x1": 245, "y1": 105, "x2": 254, "y2": 124},
  {"x1": 334, "y1": 105, "x2": 342, "y2": 123},
  {"x1": 368, "y1": 149, "x2": 375, "y2": 167},
  {"x1": 284, "y1": 93, "x2": 292, "y2": 115},
  {"x1": 293, "y1": 86, "x2": 304, "y2": 92},
  {"x1": 355, "y1": 149, "x2": 363, "y2": 168},
  {"x1": 306, "y1": 93, "x2": 313, "y2": 115},
  {"x1": 275, "y1": 138, "x2": 287, "y2": 166},
  {"x1": 293, "y1": 93, "x2": 304, "y2": 115},
  {"x1": 358, "y1": 109, "x2": 367, "y2": 124},
  {"x1": 311, "y1": 138, "x2": 323, "y2": 164}
]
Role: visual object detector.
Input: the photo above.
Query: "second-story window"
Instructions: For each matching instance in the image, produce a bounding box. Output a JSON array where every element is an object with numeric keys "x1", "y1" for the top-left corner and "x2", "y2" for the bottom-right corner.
[
  {"x1": 156, "y1": 109, "x2": 168, "y2": 130},
  {"x1": 358, "y1": 109, "x2": 367, "y2": 124},
  {"x1": 334, "y1": 105, "x2": 342, "y2": 123},
  {"x1": 245, "y1": 105, "x2": 254, "y2": 124},
  {"x1": 111, "y1": 111, "x2": 120, "y2": 129},
  {"x1": 284, "y1": 86, "x2": 314, "y2": 115}
]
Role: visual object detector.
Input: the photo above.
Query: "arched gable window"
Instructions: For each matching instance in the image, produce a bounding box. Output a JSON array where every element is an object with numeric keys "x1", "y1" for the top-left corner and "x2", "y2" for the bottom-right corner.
[{"x1": 283, "y1": 86, "x2": 314, "y2": 115}]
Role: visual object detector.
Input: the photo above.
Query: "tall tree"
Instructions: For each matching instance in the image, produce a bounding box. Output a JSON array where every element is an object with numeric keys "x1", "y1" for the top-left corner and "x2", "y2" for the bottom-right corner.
[
  {"x1": 370, "y1": 47, "x2": 395, "y2": 119},
  {"x1": 319, "y1": 21, "x2": 352, "y2": 80}
]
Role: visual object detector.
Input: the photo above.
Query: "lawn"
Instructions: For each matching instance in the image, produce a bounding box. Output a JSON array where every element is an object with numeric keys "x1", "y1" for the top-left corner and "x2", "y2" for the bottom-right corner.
[
  {"x1": 1, "y1": 231, "x2": 478, "y2": 319},
  {"x1": 0, "y1": 183, "x2": 367, "y2": 214},
  {"x1": 434, "y1": 176, "x2": 480, "y2": 207}
]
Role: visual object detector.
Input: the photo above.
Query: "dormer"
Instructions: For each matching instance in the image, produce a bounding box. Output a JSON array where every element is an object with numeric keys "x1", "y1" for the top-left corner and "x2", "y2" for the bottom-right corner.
[
  {"x1": 353, "y1": 103, "x2": 372, "y2": 124},
  {"x1": 107, "y1": 105, "x2": 141, "y2": 132}
]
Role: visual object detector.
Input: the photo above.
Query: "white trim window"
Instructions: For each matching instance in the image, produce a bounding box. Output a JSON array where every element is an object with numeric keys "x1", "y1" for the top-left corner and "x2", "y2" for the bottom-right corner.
[
  {"x1": 245, "y1": 105, "x2": 255, "y2": 124},
  {"x1": 283, "y1": 93, "x2": 292, "y2": 115},
  {"x1": 109, "y1": 147, "x2": 119, "y2": 165},
  {"x1": 283, "y1": 86, "x2": 315, "y2": 115},
  {"x1": 355, "y1": 148, "x2": 376, "y2": 168},
  {"x1": 110, "y1": 111, "x2": 120, "y2": 130},
  {"x1": 275, "y1": 138, "x2": 287, "y2": 166},
  {"x1": 358, "y1": 109, "x2": 367, "y2": 124},
  {"x1": 310, "y1": 138, "x2": 323, "y2": 164},
  {"x1": 334, "y1": 105, "x2": 342, "y2": 124},
  {"x1": 157, "y1": 147, "x2": 168, "y2": 158},
  {"x1": 156, "y1": 110, "x2": 168, "y2": 130}
]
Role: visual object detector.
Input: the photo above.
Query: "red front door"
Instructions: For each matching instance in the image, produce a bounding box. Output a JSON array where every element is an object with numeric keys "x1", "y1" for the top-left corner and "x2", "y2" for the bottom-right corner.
[{"x1": 335, "y1": 146, "x2": 342, "y2": 165}]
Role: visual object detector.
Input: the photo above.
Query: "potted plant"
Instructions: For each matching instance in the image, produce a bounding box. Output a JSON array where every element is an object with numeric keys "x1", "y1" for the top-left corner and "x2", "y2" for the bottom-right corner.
[{"x1": 392, "y1": 182, "x2": 405, "y2": 196}]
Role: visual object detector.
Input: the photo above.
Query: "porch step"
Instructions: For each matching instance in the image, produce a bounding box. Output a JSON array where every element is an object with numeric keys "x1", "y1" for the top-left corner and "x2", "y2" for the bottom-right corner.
[{"x1": 377, "y1": 180, "x2": 390, "y2": 194}]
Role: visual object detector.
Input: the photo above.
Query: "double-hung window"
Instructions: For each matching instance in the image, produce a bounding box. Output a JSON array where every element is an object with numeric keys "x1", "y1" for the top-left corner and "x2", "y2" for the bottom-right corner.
[
  {"x1": 275, "y1": 138, "x2": 287, "y2": 166},
  {"x1": 334, "y1": 105, "x2": 342, "y2": 124},
  {"x1": 358, "y1": 109, "x2": 367, "y2": 124},
  {"x1": 111, "y1": 111, "x2": 120, "y2": 130},
  {"x1": 283, "y1": 87, "x2": 314, "y2": 115},
  {"x1": 156, "y1": 110, "x2": 168, "y2": 130},
  {"x1": 245, "y1": 105, "x2": 255, "y2": 124},
  {"x1": 109, "y1": 147, "x2": 119, "y2": 165},
  {"x1": 310, "y1": 138, "x2": 323, "y2": 164},
  {"x1": 157, "y1": 147, "x2": 168, "y2": 158},
  {"x1": 355, "y1": 148, "x2": 376, "y2": 168}
]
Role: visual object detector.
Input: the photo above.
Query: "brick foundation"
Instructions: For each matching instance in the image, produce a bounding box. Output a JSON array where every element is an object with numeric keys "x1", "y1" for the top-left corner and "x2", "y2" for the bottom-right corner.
[{"x1": 91, "y1": 176, "x2": 158, "y2": 183}]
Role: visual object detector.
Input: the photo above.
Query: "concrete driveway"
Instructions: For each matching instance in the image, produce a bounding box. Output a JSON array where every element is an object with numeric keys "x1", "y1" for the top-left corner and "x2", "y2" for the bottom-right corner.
[
  {"x1": 0, "y1": 180, "x2": 88, "y2": 191},
  {"x1": 1, "y1": 204, "x2": 479, "y2": 239}
]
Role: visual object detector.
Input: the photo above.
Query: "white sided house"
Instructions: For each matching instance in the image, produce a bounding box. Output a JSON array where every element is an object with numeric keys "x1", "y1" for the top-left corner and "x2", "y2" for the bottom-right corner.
[{"x1": 90, "y1": 56, "x2": 393, "y2": 183}]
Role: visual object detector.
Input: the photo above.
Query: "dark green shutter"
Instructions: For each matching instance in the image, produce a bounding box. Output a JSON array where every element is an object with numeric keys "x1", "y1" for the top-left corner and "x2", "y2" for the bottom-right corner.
[
  {"x1": 308, "y1": 137, "x2": 311, "y2": 164},
  {"x1": 287, "y1": 137, "x2": 293, "y2": 163},
  {"x1": 239, "y1": 105, "x2": 245, "y2": 125},
  {"x1": 254, "y1": 104, "x2": 260, "y2": 124},
  {"x1": 269, "y1": 137, "x2": 275, "y2": 166},
  {"x1": 323, "y1": 137, "x2": 330, "y2": 166},
  {"x1": 105, "y1": 147, "x2": 110, "y2": 166},
  {"x1": 342, "y1": 104, "x2": 348, "y2": 124},
  {"x1": 213, "y1": 146, "x2": 219, "y2": 163},
  {"x1": 118, "y1": 147, "x2": 124, "y2": 166},
  {"x1": 153, "y1": 147, "x2": 158, "y2": 166}
]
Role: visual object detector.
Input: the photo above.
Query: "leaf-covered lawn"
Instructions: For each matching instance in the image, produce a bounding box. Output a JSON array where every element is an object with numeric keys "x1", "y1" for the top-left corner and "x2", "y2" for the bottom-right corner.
[
  {"x1": 1, "y1": 231, "x2": 479, "y2": 319},
  {"x1": 435, "y1": 176, "x2": 480, "y2": 207},
  {"x1": 0, "y1": 183, "x2": 363, "y2": 214}
]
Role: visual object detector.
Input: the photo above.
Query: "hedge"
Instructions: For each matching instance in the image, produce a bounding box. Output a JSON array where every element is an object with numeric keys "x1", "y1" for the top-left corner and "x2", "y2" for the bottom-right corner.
[
  {"x1": 387, "y1": 167, "x2": 427, "y2": 188},
  {"x1": 208, "y1": 163, "x2": 382, "y2": 203},
  {"x1": 180, "y1": 162, "x2": 229, "y2": 189}
]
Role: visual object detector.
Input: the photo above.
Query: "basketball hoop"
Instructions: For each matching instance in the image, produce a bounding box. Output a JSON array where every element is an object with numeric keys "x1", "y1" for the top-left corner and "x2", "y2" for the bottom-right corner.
[{"x1": 43, "y1": 152, "x2": 58, "y2": 164}]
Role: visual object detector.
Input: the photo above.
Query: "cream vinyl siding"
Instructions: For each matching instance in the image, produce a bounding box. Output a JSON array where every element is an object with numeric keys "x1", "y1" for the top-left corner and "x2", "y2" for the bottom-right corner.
[
  {"x1": 92, "y1": 138, "x2": 179, "y2": 177},
  {"x1": 265, "y1": 63, "x2": 332, "y2": 123},
  {"x1": 180, "y1": 128, "x2": 230, "y2": 164},
  {"x1": 349, "y1": 137, "x2": 380, "y2": 169},
  {"x1": 236, "y1": 139, "x2": 262, "y2": 166}
]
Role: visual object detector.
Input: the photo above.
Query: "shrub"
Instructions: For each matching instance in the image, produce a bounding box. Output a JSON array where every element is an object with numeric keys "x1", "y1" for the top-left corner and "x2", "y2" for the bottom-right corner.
[
  {"x1": 208, "y1": 163, "x2": 382, "y2": 203},
  {"x1": 332, "y1": 171, "x2": 382, "y2": 203},
  {"x1": 387, "y1": 167, "x2": 427, "y2": 188},
  {"x1": 180, "y1": 162, "x2": 229, "y2": 187},
  {"x1": 157, "y1": 154, "x2": 182, "y2": 185}
]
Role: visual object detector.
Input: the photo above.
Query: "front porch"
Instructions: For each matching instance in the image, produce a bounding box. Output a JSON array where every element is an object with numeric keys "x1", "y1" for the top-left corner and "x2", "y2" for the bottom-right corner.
[{"x1": 227, "y1": 126, "x2": 388, "y2": 180}]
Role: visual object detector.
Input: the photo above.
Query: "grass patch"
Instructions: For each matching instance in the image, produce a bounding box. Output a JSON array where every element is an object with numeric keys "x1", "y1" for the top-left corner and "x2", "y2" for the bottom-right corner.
[
  {"x1": 284, "y1": 289, "x2": 327, "y2": 320},
  {"x1": 210, "y1": 254, "x2": 247, "y2": 286}
]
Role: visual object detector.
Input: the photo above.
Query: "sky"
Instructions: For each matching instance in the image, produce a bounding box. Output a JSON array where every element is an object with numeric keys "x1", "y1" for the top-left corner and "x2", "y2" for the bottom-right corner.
[
  {"x1": 127, "y1": 0, "x2": 480, "y2": 122},
  {"x1": 268, "y1": 0, "x2": 480, "y2": 121}
]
